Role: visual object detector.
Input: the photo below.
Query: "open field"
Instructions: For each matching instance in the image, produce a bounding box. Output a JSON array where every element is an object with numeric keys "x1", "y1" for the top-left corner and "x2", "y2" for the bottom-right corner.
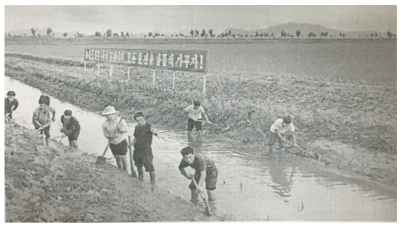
[
  {"x1": 5, "y1": 39, "x2": 396, "y2": 85},
  {"x1": 5, "y1": 39, "x2": 397, "y2": 185}
]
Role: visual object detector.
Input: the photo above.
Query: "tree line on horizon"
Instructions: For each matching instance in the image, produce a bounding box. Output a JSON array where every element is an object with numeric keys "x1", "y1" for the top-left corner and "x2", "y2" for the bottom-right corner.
[{"x1": 5, "y1": 27, "x2": 397, "y2": 39}]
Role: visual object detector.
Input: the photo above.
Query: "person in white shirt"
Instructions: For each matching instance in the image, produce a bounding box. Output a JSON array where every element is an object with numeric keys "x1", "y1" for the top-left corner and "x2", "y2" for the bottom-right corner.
[
  {"x1": 268, "y1": 116, "x2": 298, "y2": 153},
  {"x1": 184, "y1": 100, "x2": 211, "y2": 141},
  {"x1": 101, "y1": 106, "x2": 129, "y2": 171}
]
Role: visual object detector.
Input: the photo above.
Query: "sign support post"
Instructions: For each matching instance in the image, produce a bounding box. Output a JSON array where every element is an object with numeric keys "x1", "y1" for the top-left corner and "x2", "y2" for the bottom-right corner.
[
  {"x1": 203, "y1": 74, "x2": 207, "y2": 98},
  {"x1": 152, "y1": 70, "x2": 156, "y2": 87},
  {"x1": 172, "y1": 71, "x2": 176, "y2": 90},
  {"x1": 97, "y1": 63, "x2": 100, "y2": 76},
  {"x1": 127, "y1": 67, "x2": 130, "y2": 81},
  {"x1": 84, "y1": 62, "x2": 87, "y2": 71},
  {"x1": 109, "y1": 65, "x2": 113, "y2": 78}
]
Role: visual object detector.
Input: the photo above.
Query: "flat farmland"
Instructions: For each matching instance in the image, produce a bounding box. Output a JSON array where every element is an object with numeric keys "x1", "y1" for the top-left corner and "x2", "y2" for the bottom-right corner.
[
  {"x1": 5, "y1": 39, "x2": 397, "y2": 185},
  {"x1": 5, "y1": 39, "x2": 396, "y2": 85}
]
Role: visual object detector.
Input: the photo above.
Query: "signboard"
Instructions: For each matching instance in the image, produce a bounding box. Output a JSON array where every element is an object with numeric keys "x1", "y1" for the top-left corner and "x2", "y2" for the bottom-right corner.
[{"x1": 84, "y1": 48, "x2": 207, "y2": 73}]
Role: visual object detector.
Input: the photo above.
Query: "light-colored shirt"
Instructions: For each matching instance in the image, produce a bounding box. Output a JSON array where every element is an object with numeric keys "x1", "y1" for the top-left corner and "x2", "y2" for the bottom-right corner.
[
  {"x1": 270, "y1": 119, "x2": 295, "y2": 134},
  {"x1": 102, "y1": 117, "x2": 128, "y2": 145},
  {"x1": 184, "y1": 105, "x2": 205, "y2": 120},
  {"x1": 33, "y1": 106, "x2": 53, "y2": 127}
]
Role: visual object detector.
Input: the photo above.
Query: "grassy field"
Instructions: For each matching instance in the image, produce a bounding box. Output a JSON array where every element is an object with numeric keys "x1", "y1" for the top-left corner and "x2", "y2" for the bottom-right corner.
[
  {"x1": 4, "y1": 39, "x2": 397, "y2": 184},
  {"x1": 5, "y1": 39, "x2": 396, "y2": 85}
]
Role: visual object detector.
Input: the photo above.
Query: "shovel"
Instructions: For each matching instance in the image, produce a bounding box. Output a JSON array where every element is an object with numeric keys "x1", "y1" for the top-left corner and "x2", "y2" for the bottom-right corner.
[
  {"x1": 280, "y1": 136, "x2": 319, "y2": 160},
  {"x1": 191, "y1": 177, "x2": 212, "y2": 216},
  {"x1": 96, "y1": 142, "x2": 110, "y2": 164},
  {"x1": 52, "y1": 135, "x2": 67, "y2": 142},
  {"x1": 197, "y1": 119, "x2": 230, "y2": 131},
  {"x1": 128, "y1": 136, "x2": 137, "y2": 177},
  {"x1": 96, "y1": 116, "x2": 125, "y2": 164}
]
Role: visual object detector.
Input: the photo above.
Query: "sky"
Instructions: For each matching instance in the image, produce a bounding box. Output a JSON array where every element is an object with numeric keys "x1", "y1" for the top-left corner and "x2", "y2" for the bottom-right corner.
[{"x1": 4, "y1": 5, "x2": 398, "y2": 34}]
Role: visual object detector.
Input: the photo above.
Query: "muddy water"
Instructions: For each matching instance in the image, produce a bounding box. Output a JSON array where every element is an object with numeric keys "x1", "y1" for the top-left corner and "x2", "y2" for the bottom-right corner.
[{"x1": 5, "y1": 76, "x2": 396, "y2": 221}]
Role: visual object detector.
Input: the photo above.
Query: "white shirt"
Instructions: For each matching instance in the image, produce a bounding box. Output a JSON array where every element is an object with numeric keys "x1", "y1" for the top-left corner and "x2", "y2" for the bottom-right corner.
[
  {"x1": 184, "y1": 105, "x2": 205, "y2": 120},
  {"x1": 102, "y1": 117, "x2": 128, "y2": 144},
  {"x1": 270, "y1": 119, "x2": 295, "y2": 134}
]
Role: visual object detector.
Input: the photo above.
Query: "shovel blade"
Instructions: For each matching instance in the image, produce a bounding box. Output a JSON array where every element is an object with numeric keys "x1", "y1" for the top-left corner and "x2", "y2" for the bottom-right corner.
[{"x1": 96, "y1": 156, "x2": 107, "y2": 164}]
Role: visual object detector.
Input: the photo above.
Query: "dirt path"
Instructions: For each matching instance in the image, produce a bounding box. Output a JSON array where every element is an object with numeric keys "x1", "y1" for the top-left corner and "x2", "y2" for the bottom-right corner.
[{"x1": 5, "y1": 123, "x2": 222, "y2": 222}]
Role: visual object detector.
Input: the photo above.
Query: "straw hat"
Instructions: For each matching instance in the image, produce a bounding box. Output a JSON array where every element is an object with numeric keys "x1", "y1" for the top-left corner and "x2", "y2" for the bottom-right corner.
[{"x1": 101, "y1": 106, "x2": 118, "y2": 115}]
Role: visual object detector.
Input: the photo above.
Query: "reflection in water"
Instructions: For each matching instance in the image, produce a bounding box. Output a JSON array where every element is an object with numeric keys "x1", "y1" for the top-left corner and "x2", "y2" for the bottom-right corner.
[
  {"x1": 5, "y1": 76, "x2": 396, "y2": 221},
  {"x1": 268, "y1": 153, "x2": 295, "y2": 198}
]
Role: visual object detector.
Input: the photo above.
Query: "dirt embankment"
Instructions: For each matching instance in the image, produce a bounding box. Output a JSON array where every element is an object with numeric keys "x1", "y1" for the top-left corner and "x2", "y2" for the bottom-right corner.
[
  {"x1": 5, "y1": 123, "x2": 221, "y2": 222},
  {"x1": 4, "y1": 53, "x2": 397, "y2": 187}
]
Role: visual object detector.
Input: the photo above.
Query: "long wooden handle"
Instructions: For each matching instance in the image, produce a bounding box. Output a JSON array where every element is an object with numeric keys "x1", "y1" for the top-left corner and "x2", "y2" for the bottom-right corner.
[
  {"x1": 128, "y1": 136, "x2": 135, "y2": 173},
  {"x1": 280, "y1": 136, "x2": 313, "y2": 155},
  {"x1": 36, "y1": 121, "x2": 52, "y2": 131},
  {"x1": 102, "y1": 142, "x2": 109, "y2": 157},
  {"x1": 191, "y1": 177, "x2": 211, "y2": 215}
]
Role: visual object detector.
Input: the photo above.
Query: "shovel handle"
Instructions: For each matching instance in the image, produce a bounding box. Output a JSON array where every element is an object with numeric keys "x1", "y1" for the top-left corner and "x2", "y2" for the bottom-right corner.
[
  {"x1": 191, "y1": 177, "x2": 212, "y2": 215},
  {"x1": 102, "y1": 142, "x2": 110, "y2": 157},
  {"x1": 280, "y1": 136, "x2": 314, "y2": 156}
]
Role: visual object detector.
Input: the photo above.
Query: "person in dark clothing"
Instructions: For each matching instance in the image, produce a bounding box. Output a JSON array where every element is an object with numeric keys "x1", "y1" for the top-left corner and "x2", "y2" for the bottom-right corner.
[
  {"x1": 131, "y1": 112, "x2": 157, "y2": 186},
  {"x1": 5, "y1": 91, "x2": 19, "y2": 119},
  {"x1": 60, "y1": 110, "x2": 81, "y2": 149},
  {"x1": 179, "y1": 146, "x2": 218, "y2": 204}
]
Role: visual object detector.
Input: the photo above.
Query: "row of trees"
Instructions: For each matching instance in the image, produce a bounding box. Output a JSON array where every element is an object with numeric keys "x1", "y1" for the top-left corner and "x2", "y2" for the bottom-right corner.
[{"x1": 8, "y1": 27, "x2": 397, "y2": 39}]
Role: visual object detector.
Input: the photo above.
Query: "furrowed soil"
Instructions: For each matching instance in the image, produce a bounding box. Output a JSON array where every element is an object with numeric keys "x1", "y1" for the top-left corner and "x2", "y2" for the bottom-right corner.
[
  {"x1": 5, "y1": 123, "x2": 221, "y2": 222},
  {"x1": 4, "y1": 52, "x2": 396, "y2": 187}
]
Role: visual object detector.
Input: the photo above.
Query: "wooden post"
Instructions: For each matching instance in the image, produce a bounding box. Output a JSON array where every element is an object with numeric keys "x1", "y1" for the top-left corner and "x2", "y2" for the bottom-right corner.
[
  {"x1": 172, "y1": 71, "x2": 176, "y2": 90},
  {"x1": 152, "y1": 70, "x2": 156, "y2": 87},
  {"x1": 203, "y1": 74, "x2": 207, "y2": 97},
  {"x1": 84, "y1": 61, "x2": 87, "y2": 71},
  {"x1": 97, "y1": 63, "x2": 100, "y2": 76},
  {"x1": 109, "y1": 65, "x2": 113, "y2": 78},
  {"x1": 127, "y1": 67, "x2": 130, "y2": 81}
]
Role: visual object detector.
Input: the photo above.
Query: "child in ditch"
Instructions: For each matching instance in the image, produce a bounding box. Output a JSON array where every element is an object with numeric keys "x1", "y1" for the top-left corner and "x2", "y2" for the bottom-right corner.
[
  {"x1": 268, "y1": 116, "x2": 298, "y2": 153},
  {"x1": 131, "y1": 112, "x2": 157, "y2": 188},
  {"x1": 184, "y1": 100, "x2": 211, "y2": 142},
  {"x1": 101, "y1": 105, "x2": 129, "y2": 171},
  {"x1": 39, "y1": 95, "x2": 56, "y2": 122},
  {"x1": 60, "y1": 110, "x2": 81, "y2": 150},
  {"x1": 178, "y1": 146, "x2": 218, "y2": 205},
  {"x1": 5, "y1": 91, "x2": 19, "y2": 120},
  {"x1": 33, "y1": 96, "x2": 54, "y2": 146}
]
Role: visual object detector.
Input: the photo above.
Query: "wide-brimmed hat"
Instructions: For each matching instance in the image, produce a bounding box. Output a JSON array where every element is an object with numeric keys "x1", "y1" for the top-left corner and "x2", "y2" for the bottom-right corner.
[{"x1": 101, "y1": 106, "x2": 118, "y2": 115}]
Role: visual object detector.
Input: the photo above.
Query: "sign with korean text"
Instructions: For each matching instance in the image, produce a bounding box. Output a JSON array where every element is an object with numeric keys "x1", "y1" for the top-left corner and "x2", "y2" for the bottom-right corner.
[{"x1": 84, "y1": 48, "x2": 207, "y2": 73}]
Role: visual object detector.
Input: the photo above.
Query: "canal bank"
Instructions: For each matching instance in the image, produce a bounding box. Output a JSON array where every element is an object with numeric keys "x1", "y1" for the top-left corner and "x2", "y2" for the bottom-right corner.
[
  {"x1": 5, "y1": 123, "x2": 220, "y2": 222},
  {"x1": 4, "y1": 75, "x2": 397, "y2": 221}
]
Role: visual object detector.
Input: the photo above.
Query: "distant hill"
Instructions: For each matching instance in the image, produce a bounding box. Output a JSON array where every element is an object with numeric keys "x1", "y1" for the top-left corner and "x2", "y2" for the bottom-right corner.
[{"x1": 223, "y1": 22, "x2": 388, "y2": 38}]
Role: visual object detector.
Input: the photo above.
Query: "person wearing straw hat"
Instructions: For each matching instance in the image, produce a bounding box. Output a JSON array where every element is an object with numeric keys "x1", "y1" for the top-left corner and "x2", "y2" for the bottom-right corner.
[
  {"x1": 101, "y1": 105, "x2": 129, "y2": 171},
  {"x1": 60, "y1": 110, "x2": 81, "y2": 149}
]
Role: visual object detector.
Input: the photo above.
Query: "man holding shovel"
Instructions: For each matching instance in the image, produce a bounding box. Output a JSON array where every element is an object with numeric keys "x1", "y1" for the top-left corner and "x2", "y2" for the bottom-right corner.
[
  {"x1": 33, "y1": 97, "x2": 54, "y2": 146},
  {"x1": 268, "y1": 116, "x2": 298, "y2": 153},
  {"x1": 101, "y1": 106, "x2": 129, "y2": 171},
  {"x1": 131, "y1": 112, "x2": 157, "y2": 187},
  {"x1": 60, "y1": 110, "x2": 81, "y2": 150},
  {"x1": 184, "y1": 100, "x2": 211, "y2": 142},
  {"x1": 178, "y1": 146, "x2": 218, "y2": 207}
]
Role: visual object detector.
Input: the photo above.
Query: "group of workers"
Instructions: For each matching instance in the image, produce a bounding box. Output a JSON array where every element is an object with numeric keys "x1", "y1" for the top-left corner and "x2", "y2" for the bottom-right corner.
[{"x1": 5, "y1": 91, "x2": 298, "y2": 207}]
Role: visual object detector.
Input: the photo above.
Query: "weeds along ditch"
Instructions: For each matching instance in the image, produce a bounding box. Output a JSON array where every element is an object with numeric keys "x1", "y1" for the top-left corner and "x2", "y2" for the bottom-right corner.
[{"x1": 5, "y1": 53, "x2": 397, "y2": 183}]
